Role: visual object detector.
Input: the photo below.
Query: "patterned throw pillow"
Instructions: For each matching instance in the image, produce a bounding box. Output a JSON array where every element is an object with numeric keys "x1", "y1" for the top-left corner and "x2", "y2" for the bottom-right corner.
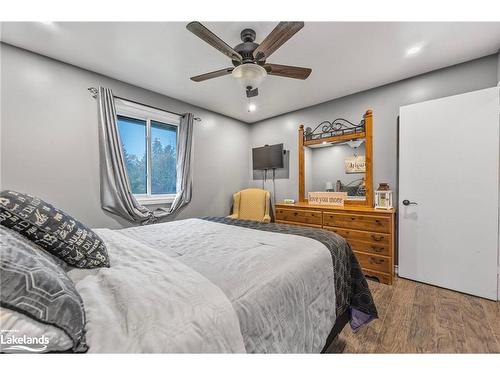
[
  {"x1": 0, "y1": 190, "x2": 110, "y2": 268},
  {"x1": 0, "y1": 226, "x2": 88, "y2": 352}
]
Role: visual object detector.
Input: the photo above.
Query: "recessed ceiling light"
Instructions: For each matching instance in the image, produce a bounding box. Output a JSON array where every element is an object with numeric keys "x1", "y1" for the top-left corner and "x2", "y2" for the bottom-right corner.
[
  {"x1": 248, "y1": 103, "x2": 256, "y2": 112},
  {"x1": 406, "y1": 45, "x2": 423, "y2": 56}
]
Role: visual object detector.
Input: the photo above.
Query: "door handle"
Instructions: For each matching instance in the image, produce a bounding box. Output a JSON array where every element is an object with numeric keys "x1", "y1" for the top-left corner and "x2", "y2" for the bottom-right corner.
[{"x1": 402, "y1": 199, "x2": 418, "y2": 206}]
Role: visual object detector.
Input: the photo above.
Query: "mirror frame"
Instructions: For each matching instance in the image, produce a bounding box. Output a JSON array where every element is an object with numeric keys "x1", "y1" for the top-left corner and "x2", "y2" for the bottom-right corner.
[{"x1": 298, "y1": 110, "x2": 373, "y2": 208}]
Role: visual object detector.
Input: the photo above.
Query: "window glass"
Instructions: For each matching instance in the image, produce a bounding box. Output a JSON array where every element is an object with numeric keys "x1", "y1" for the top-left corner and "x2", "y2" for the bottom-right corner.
[
  {"x1": 151, "y1": 121, "x2": 177, "y2": 194},
  {"x1": 117, "y1": 116, "x2": 147, "y2": 194}
]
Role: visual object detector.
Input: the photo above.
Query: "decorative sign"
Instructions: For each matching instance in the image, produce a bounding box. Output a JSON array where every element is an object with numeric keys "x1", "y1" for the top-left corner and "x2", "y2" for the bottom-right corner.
[
  {"x1": 308, "y1": 191, "x2": 347, "y2": 206},
  {"x1": 345, "y1": 155, "x2": 366, "y2": 174}
]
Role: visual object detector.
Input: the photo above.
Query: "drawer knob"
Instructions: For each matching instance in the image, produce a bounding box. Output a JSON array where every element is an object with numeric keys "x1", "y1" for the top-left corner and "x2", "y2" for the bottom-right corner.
[
  {"x1": 294, "y1": 212, "x2": 298, "y2": 216},
  {"x1": 372, "y1": 247, "x2": 384, "y2": 253},
  {"x1": 371, "y1": 235, "x2": 384, "y2": 242},
  {"x1": 370, "y1": 257, "x2": 385, "y2": 265}
]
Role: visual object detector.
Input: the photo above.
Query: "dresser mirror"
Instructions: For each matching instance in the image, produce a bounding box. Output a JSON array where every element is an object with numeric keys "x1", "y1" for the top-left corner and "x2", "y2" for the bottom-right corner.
[
  {"x1": 305, "y1": 138, "x2": 366, "y2": 200},
  {"x1": 298, "y1": 110, "x2": 373, "y2": 207}
]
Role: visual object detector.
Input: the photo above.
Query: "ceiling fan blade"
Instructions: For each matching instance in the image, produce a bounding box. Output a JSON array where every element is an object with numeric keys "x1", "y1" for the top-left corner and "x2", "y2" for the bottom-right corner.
[
  {"x1": 254, "y1": 22, "x2": 304, "y2": 61},
  {"x1": 190, "y1": 67, "x2": 234, "y2": 82},
  {"x1": 264, "y1": 63, "x2": 312, "y2": 80},
  {"x1": 186, "y1": 21, "x2": 242, "y2": 62}
]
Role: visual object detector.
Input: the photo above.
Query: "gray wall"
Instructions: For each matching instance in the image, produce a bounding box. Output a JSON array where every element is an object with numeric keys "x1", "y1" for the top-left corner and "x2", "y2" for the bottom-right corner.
[
  {"x1": 497, "y1": 49, "x2": 500, "y2": 84},
  {"x1": 2, "y1": 43, "x2": 499, "y2": 230},
  {"x1": 0, "y1": 43, "x2": 250, "y2": 229},
  {"x1": 249, "y1": 54, "x2": 499, "y2": 204}
]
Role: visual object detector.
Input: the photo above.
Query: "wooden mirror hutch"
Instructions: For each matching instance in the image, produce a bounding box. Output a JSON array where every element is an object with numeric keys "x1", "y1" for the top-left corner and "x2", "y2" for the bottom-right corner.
[{"x1": 275, "y1": 110, "x2": 396, "y2": 284}]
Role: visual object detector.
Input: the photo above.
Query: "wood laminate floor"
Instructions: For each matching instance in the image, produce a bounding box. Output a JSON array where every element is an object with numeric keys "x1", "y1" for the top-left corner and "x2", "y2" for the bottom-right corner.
[{"x1": 337, "y1": 277, "x2": 500, "y2": 353}]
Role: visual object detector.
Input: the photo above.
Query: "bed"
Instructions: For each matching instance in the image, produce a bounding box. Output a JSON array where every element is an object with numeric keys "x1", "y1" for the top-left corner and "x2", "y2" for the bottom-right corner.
[
  {"x1": 66, "y1": 217, "x2": 378, "y2": 353},
  {"x1": 1, "y1": 189, "x2": 376, "y2": 353}
]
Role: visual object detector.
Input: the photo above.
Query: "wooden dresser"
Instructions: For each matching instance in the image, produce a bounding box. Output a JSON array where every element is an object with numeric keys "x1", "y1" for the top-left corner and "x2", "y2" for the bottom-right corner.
[{"x1": 275, "y1": 202, "x2": 396, "y2": 285}]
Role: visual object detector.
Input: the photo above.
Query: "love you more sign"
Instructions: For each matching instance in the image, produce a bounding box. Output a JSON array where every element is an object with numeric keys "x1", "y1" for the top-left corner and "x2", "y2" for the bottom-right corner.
[{"x1": 307, "y1": 191, "x2": 347, "y2": 206}]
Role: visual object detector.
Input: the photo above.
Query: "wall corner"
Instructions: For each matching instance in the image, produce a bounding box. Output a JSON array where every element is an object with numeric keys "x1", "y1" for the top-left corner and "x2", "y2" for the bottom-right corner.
[{"x1": 497, "y1": 48, "x2": 500, "y2": 86}]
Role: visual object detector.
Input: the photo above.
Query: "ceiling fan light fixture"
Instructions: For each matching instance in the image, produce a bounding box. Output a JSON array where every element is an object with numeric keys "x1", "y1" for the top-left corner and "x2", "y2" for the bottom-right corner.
[
  {"x1": 231, "y1": 64, "x2": 267, "y2": 90},
  {"x1": 186, "y1": 22, "x2": 311, "y2": 101}
]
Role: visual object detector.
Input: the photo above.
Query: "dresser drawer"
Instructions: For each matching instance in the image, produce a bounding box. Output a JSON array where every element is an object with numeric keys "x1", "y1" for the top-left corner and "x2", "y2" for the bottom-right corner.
[
  {"x1": 354, "y1": 251, "x2": 392, "y2": 273},
  {"x1": 363, "y1": 269, "x2": 392, "y2": 285},
  {"x1": 275, "y1": 220, "x2": 321, "y2": 228},
  {"x1": 275, "y1": 208, "x2": 322, "y2": 226},
  {"x1": 323, "y1": 212, "x2": 390, "y2": 233},
  {"x1": 324, "y1": 226, "x2": 391, "y2": 245},
  {"x1": 348, "y1": 239, "x2": 391, "y2": 256}
]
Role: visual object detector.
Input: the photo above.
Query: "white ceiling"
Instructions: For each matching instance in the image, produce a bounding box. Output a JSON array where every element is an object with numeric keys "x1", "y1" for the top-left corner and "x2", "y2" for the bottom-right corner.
[{"x1": 2, "y1": 22, "x2": 500, "y2": 123}]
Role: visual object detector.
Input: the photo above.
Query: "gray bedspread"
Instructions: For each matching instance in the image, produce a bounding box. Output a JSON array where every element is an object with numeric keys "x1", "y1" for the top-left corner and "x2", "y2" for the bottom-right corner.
[
  {"x1": 201, "y1": 217, "x2": 378, "y2": 329},
  {"x1": 69, "y1": 217, "x2": 377, "y2": 353},
  {"x1": 68, "y1": 228, "x2": 245, "y2": 353},
  {"x1": 118, "y1": 218, "x2": 377, "y2": 353}
]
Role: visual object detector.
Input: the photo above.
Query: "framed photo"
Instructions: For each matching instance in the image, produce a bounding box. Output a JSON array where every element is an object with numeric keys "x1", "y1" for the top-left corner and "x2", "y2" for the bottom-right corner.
[{"x1": 345, "y1": 155, "x2": 366, "y2": 174}]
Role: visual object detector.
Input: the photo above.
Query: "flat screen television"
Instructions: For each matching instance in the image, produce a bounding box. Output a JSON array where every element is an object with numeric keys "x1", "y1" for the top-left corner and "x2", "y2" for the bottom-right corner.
[{"x1": 252, "y1": 143, "x2": 284, "y2": 170}]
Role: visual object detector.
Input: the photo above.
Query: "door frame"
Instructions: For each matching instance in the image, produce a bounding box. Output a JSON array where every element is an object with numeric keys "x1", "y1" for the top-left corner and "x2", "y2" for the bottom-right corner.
[{"x1": 397, "y1": 87, "x2": 500, "y2": 301}]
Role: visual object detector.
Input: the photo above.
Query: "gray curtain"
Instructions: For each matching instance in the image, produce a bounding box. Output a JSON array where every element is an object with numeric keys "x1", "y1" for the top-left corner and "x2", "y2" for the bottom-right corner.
[{"x1": 97, "y1": 87, "x2": 193, "y2": 224}]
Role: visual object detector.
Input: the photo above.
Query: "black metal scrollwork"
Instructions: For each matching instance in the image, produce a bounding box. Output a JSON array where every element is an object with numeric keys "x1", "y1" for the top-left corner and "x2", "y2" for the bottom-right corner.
[{"x1": 304, "y1": 118, "x2": 365, "y2": 141}]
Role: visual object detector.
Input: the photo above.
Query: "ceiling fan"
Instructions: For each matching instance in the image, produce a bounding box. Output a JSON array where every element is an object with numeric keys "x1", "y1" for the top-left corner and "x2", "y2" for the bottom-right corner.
[{"x1": 186, "y1": 21, "x2": 312, "y2": 98}]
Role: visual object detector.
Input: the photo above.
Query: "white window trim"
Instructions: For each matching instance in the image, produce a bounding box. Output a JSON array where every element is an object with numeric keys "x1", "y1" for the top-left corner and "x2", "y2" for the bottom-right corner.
[
  {"x1": 133, "y1": 194, "x2": 177, "y2": 206},
  {"x1": 115, "y1": 98, "x2": 181, "y2": 206}
]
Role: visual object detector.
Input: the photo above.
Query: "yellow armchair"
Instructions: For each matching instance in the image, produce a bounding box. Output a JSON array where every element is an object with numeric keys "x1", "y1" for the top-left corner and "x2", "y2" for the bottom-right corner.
[{"x1": 228, "y1": 188, "x2": 271, "y2": 223}]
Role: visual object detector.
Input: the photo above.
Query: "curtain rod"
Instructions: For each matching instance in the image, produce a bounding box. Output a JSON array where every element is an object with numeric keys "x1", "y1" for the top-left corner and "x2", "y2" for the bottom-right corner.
[{"x1": 87, "y1": 87, "x2": 201, "y2": 122}]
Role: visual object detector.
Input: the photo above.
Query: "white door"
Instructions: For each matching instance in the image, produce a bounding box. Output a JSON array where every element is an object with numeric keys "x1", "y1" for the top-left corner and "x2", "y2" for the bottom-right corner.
[{"x1": 399, "y1": 87, "x2": 499, "y2": 300}]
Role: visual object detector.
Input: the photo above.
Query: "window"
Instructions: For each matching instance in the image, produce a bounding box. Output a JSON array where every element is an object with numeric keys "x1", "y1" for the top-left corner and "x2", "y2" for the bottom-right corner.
[{"x1": 115, "y1": 99, "x2": 180, "y2": 205}]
